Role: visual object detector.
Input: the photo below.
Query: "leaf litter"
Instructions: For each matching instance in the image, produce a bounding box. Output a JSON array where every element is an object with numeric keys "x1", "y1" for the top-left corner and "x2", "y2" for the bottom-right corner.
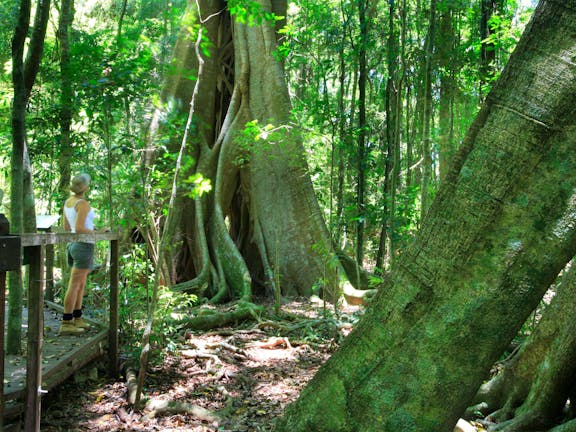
[{"x1": 38, "y1": 298, "x2": 363, "y2": 432}]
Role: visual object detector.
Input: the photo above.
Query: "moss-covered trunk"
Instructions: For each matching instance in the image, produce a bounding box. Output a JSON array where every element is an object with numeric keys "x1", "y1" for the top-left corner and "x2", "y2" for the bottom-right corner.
[{"x1": 275, "y1": 2, "x2": 576, "y2": 431}]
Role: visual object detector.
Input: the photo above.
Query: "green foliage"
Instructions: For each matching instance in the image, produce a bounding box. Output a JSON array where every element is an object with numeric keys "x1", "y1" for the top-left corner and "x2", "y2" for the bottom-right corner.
[
  {"x1": 234, "y1": 120, "x2": 293, "y2": 166},
  {"x1": 0, "y1": 0, "x2": 17, "y2": 66},
  {"x1": 185, "y1": 173, "x2": 212, "y2": 199},
  {"x1": 228, "y1": 0, "x2": 284, "y2": 26},
  {"x1": 119, "y1": 244, "x2": 198, "y2": 363}
]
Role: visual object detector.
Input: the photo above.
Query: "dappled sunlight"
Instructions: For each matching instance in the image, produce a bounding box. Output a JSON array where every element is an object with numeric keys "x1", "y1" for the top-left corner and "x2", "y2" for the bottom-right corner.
[{"x1": 39, "y1": 299, "x2": 353, "y2": 431}]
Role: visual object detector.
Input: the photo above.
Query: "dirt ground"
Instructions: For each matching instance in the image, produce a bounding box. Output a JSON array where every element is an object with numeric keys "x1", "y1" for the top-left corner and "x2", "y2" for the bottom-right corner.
[{"x1": 35, "y1": 299, "x2": 363, "y2": 432}]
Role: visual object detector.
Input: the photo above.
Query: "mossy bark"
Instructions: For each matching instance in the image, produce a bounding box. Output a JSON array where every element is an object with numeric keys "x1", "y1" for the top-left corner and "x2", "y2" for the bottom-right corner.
[{"x1": 275, "y1": 2, "x2": 576, "y2": 431}]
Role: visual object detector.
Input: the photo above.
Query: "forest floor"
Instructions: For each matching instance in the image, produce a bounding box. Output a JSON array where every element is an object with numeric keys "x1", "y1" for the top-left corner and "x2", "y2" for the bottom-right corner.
[{"x1": 37, "y1": 298, "x2": 364, "y2": 432}]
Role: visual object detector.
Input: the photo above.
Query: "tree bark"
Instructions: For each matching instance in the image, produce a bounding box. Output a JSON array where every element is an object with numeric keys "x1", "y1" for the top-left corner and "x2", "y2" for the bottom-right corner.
[{"x1": 275, "y1": 2, "x2": 576, "y2": 430}]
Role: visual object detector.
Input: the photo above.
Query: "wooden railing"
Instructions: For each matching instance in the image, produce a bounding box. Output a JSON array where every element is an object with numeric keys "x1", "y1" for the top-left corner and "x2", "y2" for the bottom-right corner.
[{"x1": 0, "y1": 225, "x2": 119, "y2": 432}]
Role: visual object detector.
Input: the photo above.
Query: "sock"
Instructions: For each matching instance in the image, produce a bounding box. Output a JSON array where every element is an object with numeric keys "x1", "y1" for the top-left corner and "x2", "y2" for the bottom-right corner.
[
  {"x1": 63, "y1": 313, "x2": 73, "y2": 322},
  {"x1": 73, "y1": 309, "x2": 82, "y2": 318}
]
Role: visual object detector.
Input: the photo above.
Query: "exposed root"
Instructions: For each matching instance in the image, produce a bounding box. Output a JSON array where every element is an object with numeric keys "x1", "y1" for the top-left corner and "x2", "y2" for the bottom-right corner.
[
  {"x1": 484, "y1": 413, "x2": 549, "y2": 432},
  {"x1": 126, "y1": 368, "x2": 139, "y2": 405},
  {"x1": 246, "y1": 336, "x2": 293, "y2": 350},
  {"x1": 342, "y1": 281, "x2": 377, "y2": 305},
  {"x1": 549, "y1": 419, "x2": 576, "y2": 432},
  {"x1": 143, "y1": 398, "x2": 219, "y2": 422},
  {"x1": 178, "y1": 302, "x2": 265, "y2": 331},
  {"x1": 181, "y1": 348, "x2": 222, "y2": 366}
]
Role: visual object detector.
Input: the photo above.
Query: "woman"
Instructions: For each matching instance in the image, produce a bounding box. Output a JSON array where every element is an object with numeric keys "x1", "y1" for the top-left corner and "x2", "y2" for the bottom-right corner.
[{"x1": 60, "y1": 173, "x2": 105, "y2": 335}]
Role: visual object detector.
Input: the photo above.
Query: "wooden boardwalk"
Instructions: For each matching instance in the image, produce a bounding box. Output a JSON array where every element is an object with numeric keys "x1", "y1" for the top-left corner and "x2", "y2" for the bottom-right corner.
[{"x1": 3, "y1": 303, "x2": 109, "y2": 421}]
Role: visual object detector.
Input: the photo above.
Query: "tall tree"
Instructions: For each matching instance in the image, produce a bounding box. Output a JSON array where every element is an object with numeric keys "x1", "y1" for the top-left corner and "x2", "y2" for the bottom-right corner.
[
  {"x1": 470, "y1": 259, "x2": 576, "y2": 431},
  {"x1": 355, "y1": 0, "x2": 369, "y2": 264},
  {"x1": 57, "y1": 0, "x2": 75, "y2": 203},
  {"x1": 479, "y1": 0, "x2": 501, "y2": 101},
  {"x1": 275, "y1": 1, "x2": 576, "y2": 430},
  {"x1": 147, "y1": 0, "x2": 372, "y2": 304},
  {"x1": 437, "y1": 0, "x2": 457, "y2": 181},
  {"x1": 8, "y1": 0, "x2": 50, "y2": 354},
  {"x1": 376, "y1": 0, "x2": 404, "y2": 270},
  {"x1": 420, "y1": 0, "x2": 437, "y2": 219}
]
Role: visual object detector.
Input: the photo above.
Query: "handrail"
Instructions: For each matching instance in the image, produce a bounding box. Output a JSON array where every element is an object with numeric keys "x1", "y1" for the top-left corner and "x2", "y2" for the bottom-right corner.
[{"x1": 19, "y1": 231, "x2": 119, "y2": 246}]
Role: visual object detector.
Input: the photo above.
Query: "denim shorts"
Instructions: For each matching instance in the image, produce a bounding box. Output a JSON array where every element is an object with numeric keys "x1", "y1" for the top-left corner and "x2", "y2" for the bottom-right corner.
[{"x1": 66, "y1": 242, "x2": 95, "y2": 269}]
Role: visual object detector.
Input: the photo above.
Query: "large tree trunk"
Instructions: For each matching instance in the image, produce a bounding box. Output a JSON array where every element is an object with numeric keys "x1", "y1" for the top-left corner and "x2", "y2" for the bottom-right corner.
[
  {"x1": 275, "y1": 2, "x2": 576, "y2": 431},
  {"x1": 153, "y1": 0, "x2": 342, "y2": 301}
]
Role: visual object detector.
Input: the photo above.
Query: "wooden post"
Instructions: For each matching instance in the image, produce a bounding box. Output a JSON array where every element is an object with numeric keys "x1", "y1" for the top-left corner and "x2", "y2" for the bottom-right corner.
[
  {"x1": 24, "y1": 245, "x2": 43, "y2": 432},
  {"x1": 0, "y1": 270, "x2": 6, "y2": 429},
  {"x1": 108, "y1": 239, "x2": 119, "y2": 378},
  {"x1": 0, "y1": 213, "x2": 13, "y2": 429},
  {"x1": 44, "y1": 241, "x2": 55, "y2": 302}
]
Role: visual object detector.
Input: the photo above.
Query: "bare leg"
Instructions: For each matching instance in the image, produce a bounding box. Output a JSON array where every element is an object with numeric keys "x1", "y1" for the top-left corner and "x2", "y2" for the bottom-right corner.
[{"x1": 64, "y1": 268, "x2": 90, "y2": 314}]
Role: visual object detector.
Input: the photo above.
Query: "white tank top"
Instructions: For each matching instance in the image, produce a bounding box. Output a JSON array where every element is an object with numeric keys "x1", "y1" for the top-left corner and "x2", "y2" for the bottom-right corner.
[{"x1": 64, "y1": 199, "x2": 97, "y2": 242}]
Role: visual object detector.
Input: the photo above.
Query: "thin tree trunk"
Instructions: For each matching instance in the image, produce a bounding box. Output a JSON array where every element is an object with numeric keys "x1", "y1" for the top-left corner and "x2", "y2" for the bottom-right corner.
[
  {"x1": 334, "y1": 1, "x2": 350, "y2": 245},
  {"x1": 420, "y1": 0, "x2": 436, "y2": 219},
  {"x1": 376, "y1": 0, "x2": 402, "y2": 271},
  {"x1": 57, "y1": 0, "x2": 74, "y2": 201},
  {"x1": 479, "y1": 0, "x2": 500, "y2": 102},
  {"x1": 7, "y1": 0, "x2": 51, "y2": 355},
  {"x1": 7, "y1": 0, "x2": 31, "y2": 356},
  {"x1": 355, "y1": 0, "x2": 368, "y2": 265},
  {"x1": 438, "y1": 2, "x2": 456, "y2": 181}
]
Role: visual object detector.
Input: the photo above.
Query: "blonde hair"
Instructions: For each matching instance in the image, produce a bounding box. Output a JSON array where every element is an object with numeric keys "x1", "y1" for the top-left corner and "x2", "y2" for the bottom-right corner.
[{"x1": 70, "y1": 173, "x2": 91, "y2": 194}]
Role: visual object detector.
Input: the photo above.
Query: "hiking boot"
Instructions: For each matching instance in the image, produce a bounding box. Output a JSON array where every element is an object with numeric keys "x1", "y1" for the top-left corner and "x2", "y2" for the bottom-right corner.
[
  {"x1": 74, "y1": 317, "x2": 91, "y2": 330},
  {"x1": 59, "y1": 321, "x2": 85, "y2": 336}
]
